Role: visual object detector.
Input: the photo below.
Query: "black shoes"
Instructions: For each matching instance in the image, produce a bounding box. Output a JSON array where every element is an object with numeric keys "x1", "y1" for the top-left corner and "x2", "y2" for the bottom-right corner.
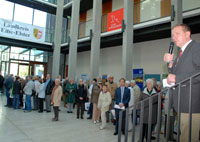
[
  {"x1": 87, "y1": 117, "x2": 92, "y2": 119},
  {"x1": 113, "y1": 132, "x2": 118, "y2": 135}
]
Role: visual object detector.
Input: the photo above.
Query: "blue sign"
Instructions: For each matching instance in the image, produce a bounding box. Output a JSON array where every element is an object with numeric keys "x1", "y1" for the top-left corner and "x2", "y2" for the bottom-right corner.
[{"x1": 133, "y1": 69, "x2": 144, "y2": 90}]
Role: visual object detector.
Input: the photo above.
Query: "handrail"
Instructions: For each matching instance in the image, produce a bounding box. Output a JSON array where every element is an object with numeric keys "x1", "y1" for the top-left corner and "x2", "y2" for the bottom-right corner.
[{"x1": 117, "y1": 71, "x2": 200, "y2": 142}]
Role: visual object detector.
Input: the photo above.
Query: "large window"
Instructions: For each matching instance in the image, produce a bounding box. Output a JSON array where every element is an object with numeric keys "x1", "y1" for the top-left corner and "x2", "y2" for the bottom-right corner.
[
  {"x1": 0, "y1": 0, "x2": 14, "y2": 20},
  {"x1": 14, "y1": 4, "x2": 33, "y2": 24},
  {"x1": 33, "y1": 9, "x2": 47, "y2": 27}
]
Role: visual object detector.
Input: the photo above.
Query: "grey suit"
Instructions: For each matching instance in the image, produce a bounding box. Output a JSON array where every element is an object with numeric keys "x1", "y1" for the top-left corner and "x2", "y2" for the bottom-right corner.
[{"x1": 169, "y1": 40, "x2": 200, "y2": 113}]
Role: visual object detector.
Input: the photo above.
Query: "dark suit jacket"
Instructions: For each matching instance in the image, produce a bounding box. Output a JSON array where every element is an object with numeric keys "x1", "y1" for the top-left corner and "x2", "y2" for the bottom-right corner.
[
  {"x1": 169, "y1": 40, "x2": 200, "y2": 113},
  {"x1": 45, "y1": 79, "x2": 55, "y2": 95},
  {"x1": 114, "y1": 87, "x2": 130, "y2": 108}
]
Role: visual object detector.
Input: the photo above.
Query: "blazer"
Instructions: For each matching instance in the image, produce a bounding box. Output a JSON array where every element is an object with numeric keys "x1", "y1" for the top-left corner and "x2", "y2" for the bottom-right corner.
[
  {"x1": 169, "y1": 40, "x2": 200, "y2": 113},
  {"x1": 45, "y1": 79, "x2": 55, "y2": 95},
  {"x1": 114, "y1": 87, "x2": 130, "y2": 108}
]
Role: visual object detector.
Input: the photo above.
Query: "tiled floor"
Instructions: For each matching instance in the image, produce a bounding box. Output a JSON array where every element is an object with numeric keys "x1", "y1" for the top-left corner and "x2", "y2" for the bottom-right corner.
[{"x1": 0, "y1": 94, "x2": 166, "y2": 142}]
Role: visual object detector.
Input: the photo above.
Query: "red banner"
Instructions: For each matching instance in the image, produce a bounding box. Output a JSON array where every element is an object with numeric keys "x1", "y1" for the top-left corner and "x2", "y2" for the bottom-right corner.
[{"x1": 107, "y1": 8, "x2": 124, "y2": 32}]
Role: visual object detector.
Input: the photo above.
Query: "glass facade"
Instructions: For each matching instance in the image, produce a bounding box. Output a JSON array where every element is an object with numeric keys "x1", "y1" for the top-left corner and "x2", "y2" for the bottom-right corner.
[{"x1": 0, "y1": 45, "x2": 48, "y2": 78}]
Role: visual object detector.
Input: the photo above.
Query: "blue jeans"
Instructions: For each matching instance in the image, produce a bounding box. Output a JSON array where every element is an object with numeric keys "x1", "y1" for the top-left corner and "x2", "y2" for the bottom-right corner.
[
  {"x1": 13, "y1": 94, "x2": 20, "y2": 109},
  {"x1": 25, "y1": 95, "x2": 32, "y2": 111},
  {"x1": 6, "y1": 89, "x2": 11, "y2": 106}
]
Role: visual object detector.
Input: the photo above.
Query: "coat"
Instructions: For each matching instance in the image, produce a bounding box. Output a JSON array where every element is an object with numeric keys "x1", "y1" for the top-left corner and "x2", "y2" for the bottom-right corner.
[
  {"x1": 52, "y1": 86, "x2": 62, "y2": 107},
  {"x1": 76, "y1": 84, "x2": 87, "y2": 103},
  {"x1": 106, "y1": 82, "x2": 118, "y2": 99},
  {"x1": 38, "y1": 83, "x2": 45, "y2": 98},
  {"x1": 23, "y1": 80, "x2": 34, "y2": 95},
  {"x1": 45, "y1": 79, "x2": 55, "y2": 95},
  {"x1": 98, "y1": 91, "x2": 112, "y2": 112},
  {"x1": 169, "y1": 40, "x2": 200, "y2": 113},
  {"x1": 133, "y1": 85, "x2": 141, "y2": 109},
  {"x1": 91, "y1": 84, "x2": 101, "y2": 104},
  {"x1": 65, "y1": 83, "x2": 77, "y2": 103},
  {"x1": 0, "y1": 75, "x2": 4, "y2": 88},
  {"x1": 34, "y1": 80, "x2": 41, "y2": 96},
  {"x1": 114, "y1": 87, "x2": 130, "y2": 108},
  {"x1": 13, "y1": 80, "x2": 22, "y2": 94},
  {"x1": 4, "y1": 76, "x2": 13, "y2": 89},
  {"x1": 139, "y1": 87, "x2": 158, "y2": 124}
]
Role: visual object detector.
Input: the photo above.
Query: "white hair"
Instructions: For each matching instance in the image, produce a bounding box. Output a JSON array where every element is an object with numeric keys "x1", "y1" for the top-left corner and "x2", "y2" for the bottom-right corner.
[
  {"x1": 130, "y1": 80, "x2": 136, "y2": 84},
  {"x1": 146, "y1": 79, "x2": 154, "y2": 85},
  {"x1": 125, "y1": 80, "x2": 130, "y2": 84}
]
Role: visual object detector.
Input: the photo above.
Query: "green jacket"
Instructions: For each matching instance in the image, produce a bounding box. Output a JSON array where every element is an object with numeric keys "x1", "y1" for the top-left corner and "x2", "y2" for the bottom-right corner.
[{"x1": 65, "y1": 83, "x2": 77, "y2": 103}]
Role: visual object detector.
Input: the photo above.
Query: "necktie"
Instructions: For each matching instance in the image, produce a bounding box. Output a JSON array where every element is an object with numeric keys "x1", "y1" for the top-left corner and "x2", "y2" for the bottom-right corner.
[
  {"x1": 121, "y1": 87, "x2": 124, "y2": 103},
  {"x1": 178, "y1": 50, "x2": 183, "y2": 59}
]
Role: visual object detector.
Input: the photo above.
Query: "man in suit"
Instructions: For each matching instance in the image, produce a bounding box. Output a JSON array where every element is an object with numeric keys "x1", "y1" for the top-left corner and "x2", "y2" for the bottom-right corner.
[
  {"x1": 45, "y1": 74, "x2": 55, "y2": 112},
  {"x1": 164, "y1": 24, "x2": 200, "y2": 142},
  {"x1": 113, "y1": 78, "x2": 130, "y2": 135}
]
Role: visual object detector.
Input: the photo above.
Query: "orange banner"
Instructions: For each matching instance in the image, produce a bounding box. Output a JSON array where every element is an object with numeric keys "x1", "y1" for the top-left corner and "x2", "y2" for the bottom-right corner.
[{"x1": 107, "y1": 8, "x2": 124, "y2": 32}]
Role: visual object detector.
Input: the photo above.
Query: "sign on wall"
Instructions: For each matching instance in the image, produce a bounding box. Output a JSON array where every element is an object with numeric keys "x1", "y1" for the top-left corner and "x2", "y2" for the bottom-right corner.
[
  {"x1": 0, "y1": 18, "x2": 45, "y2": 43},
  {"x1": 133, "y1": 69, "x2": 144, "y2": 90},
  {"x1": 107, "y1": 8, "x2": 124, "y2": 32}
]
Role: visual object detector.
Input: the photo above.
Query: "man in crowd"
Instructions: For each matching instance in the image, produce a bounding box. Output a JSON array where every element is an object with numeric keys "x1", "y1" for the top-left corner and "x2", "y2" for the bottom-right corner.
[
  {"x1": 45, "y1": 74, "x2": 55, "y2": 112},
  {"x1": 0, "y1": 72, "x2": 4, "y2": 95},
  {"x1": 63, "y1": 77, "x2": 69, "y2": 108},
  {"x1": 105, "y1": 75, "x2": 118, "y2": 123},
  {"x1": 23, "y1": 76, "x2": 34, "y2": 112},
  {"x1": 114, "y1": 78, "x2": 130, "y2": 135},
  {"x1": 4, "y1": 74, "x2": 13, "y2": 107},
  {"x1": 164, "y1": 24, "x2": 200, "y2": 142}
]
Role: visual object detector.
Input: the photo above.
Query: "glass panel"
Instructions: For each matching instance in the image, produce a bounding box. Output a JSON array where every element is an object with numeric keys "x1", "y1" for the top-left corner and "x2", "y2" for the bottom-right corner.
[
  {"x1": 19, "y1": 51, "x2": 30, "y2": 60},
  {"x1": 18, "y1": 64, "x2": 29, "y2": 79},
  {"x1": 43, "y1": 0, "x2": 57, "y2": 4},
  {"x1": 14, "y1": 4, "x2": 33, "y2": 24},
  {"x1": 33, "y1": 9, "x2": 47, "y2": 27},
  {"x1": 64, "y1": 0, "x2": 72, "y2": 5},
  {"x1": 183, "y1": 0, "x2": 200, "y2": 11},
  {"x1": 9, "y1": 63, "x2": 18, "y2": 76},
  {"x1": 1, "y1": 62, "x2": 6, "y2": 76},
  {"x1": 0, "y1": 0, "x2": 14, "y2": 20},
  {"x1": 34, "y1": 64, "x2": 44, "y2": 78}
]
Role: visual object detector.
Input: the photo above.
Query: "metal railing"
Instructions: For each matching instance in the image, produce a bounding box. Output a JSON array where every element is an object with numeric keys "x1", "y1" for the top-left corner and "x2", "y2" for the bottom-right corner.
[{"x1": 118, "y1": 72, "x2": 200, "y2": 142}]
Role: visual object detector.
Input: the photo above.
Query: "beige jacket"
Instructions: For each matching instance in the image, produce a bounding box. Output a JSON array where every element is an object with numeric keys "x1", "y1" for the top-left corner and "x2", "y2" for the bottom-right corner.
[
  {"x1": 106, "y1": 82, "x2": 118, "y2": 99},
  {"x1": 52, "y1": 86, "x2": 63, "y2": 107},
  {"x1": 98, "y1": 91, "x2": 112, "y2": 112},
  {"x1": 133, "y1": 85, "x2": 141, "y2": 108}
]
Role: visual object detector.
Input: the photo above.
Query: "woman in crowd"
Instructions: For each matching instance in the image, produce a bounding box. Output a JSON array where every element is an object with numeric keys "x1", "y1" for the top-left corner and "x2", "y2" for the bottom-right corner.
[
  {"x1": 51, "y1": 79, "x2": 62, "y2": 121},
  {"x1": 12, "y1": 76, "x2": 21, "y2": 109},
  {"x1": 91, "y1": 80, "x2": 102, "y2": 124},
  {"x1": 65, "y1": 78, "x2": 77, "y2": 113},
  {"x1": 76, "y1": 79, "x2": 87, "y2": 119},
  {"x1": 33, "y1": 76, "x2": 41, "y2": 110},
  {"x1": 38, "y1": 78, "x2": 46, "y2": 113},
  {"x1": 140, "y1": 79, "x2": 158, "y2": 142},
  {"x1": 98, "y1": 85, "x2": 112, "y2": 129}
]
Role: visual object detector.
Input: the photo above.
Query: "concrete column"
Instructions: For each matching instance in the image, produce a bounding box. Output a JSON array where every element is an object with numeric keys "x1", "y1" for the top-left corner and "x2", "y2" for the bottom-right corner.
[
  {"x1": 122, "y1": 0, "x2": 134, "y2": 80},
  {"x1": 68, "y1": 0, "x2": 80, "y2": 79},
  {"x1": 90, "y1": 0, "x2": 102, "y2": 80},
  {"x1": 171, "y1": 0, "x2": 183, "y2": 55},
  {"x1": 51, "y1": 0, "x2": 64, "y2": 79}
]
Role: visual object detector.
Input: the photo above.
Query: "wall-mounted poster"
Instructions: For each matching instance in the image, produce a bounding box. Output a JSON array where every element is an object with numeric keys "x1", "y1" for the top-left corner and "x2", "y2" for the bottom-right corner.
[{"x1": 133, "y1": 69, "x2": 144, "y2": 90}]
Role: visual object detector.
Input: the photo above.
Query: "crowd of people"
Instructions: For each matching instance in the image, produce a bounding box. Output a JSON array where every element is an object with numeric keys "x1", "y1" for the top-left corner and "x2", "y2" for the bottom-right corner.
[{"x1": 0, "y1": 72, "x2": 164, "y2": 141}]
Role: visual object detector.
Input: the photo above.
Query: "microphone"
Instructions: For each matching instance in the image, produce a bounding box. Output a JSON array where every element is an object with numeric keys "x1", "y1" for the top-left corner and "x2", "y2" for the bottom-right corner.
[{"x1": 169, "y1": 42, "x2": 174, "y2": 54}]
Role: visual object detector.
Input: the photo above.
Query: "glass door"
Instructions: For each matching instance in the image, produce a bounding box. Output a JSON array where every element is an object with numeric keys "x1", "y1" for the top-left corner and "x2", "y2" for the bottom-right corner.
[{"x1": 18, "y1": 64, "x2": 29, "y2": 79}]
